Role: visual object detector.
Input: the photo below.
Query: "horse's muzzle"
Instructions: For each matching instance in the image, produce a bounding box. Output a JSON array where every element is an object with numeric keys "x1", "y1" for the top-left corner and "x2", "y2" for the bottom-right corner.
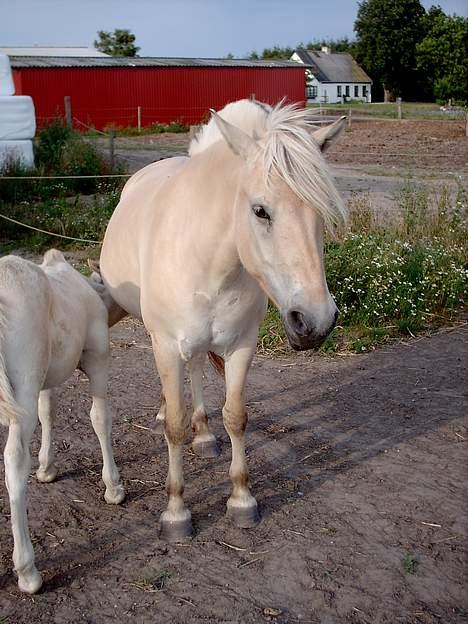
[{"x1": 283, "y1": 308, "x2": 338, "y2": 351}]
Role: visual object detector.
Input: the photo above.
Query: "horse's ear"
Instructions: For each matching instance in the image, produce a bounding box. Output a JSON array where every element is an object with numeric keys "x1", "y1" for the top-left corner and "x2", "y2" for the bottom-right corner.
[
  {"x1": 210, "y1": 109, "x2": 258, "y2": 159},
  {"x1": 311, "y1": 116, "x2": 347, "y2": 152}
]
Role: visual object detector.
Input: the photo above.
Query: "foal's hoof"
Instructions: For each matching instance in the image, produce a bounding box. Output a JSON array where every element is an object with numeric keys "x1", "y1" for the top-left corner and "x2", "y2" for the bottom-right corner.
[
  {"x1": 17, "y1": 564, "x2": 42, "y2": 594},
  {"x1": 192, "y1": 435, "x2": 220, "y2": 458},
  {"x1": 104, "y1": 482, "x2": 125, "y2": 505},
  {"x1": 160, "y1": 510, "x2": 193, "y2": 543},
  {"x1": 226, "y1": 500, "x2": 261, "y2": 529},
  {"x1": 36, "y1": 465, "x2": 58, "y2": 483}
]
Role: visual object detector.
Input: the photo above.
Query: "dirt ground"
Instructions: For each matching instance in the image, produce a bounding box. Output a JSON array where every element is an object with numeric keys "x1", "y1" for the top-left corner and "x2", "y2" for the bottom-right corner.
[
  {"x1": 0, "y1": 320, "x2": 466, "y2": 624},
  {"x1": 109, "y1": 119, "x2": 467, "y2": 215}
]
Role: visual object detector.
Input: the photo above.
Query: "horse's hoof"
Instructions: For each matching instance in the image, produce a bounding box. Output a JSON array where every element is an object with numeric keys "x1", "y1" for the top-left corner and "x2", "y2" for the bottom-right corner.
[
  {"x1": 192, "y1": 435, "x2": 220, "y2": 458},
  {"x1": 36, "y1": 465, "x2": 58, "y2": 483},
  {"x1": 104, "y1": 482, "x2": 125, "y2": 505},
  {"x1": 226, "y1": 500, "x2": 261, "y2": 529},
  {"x1": 152, "y1": 416, "x2": 165, "y2": 436},
  {"x1": 160, "y1": 510, "x2": 193, "y2": 542},
  {"x1": 17, "y1": 565, "x2": 42, "y2": 594}
]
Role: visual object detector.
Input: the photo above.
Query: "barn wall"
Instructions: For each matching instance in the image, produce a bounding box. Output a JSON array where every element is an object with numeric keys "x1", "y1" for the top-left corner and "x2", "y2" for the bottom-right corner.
[{"x1": 13, "y1": 66, "x2": 306, "y2": 130}]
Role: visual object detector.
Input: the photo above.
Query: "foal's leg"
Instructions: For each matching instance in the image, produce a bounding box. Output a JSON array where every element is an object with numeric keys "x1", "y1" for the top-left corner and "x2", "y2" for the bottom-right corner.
[
  {"x1": 4, "y1": 389, "x2": 42, "y2": 593},
  {"x1": 190, "y1": 354, "x2": 219, "y2": 458},
  {"x1": 36, "y1": 388, "x2": 58, "y2": 483},
  {"x1": 151, "y1": 335, "x2": 192, "y2": 541},
  {"x1": 223, "y1": 340, "x2": 260, "y2": 528},
  {"x1": 80, "y1": 348, "x2": 125, "y2": 505}
]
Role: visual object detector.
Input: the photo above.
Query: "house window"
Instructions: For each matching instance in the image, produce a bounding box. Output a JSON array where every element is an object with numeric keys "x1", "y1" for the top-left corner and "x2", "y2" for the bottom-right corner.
[
  {"x1": 306, "y1": 85, "x2": 318, "y2": 99},
  {"x1": 354, "y1": 85, "x2": 359, "y2": 97},
  {"x1": 363, "y1": 85, "x2": 368, "y2": 97},
  {"x1": 337, "y1": 85, "x2": 342, "y2": 98},
  {"x1": 345, "y1": 85, "x2": 350, "y2": 97}
]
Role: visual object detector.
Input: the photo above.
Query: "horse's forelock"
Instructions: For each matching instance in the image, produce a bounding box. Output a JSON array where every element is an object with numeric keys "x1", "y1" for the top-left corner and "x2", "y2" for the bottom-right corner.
[
  {"x1": 261, "y1": 103, "x2": 347, "y2": 233},
  {"x1": 190, "y1": 99, "x2": 347, "y2": 232}
]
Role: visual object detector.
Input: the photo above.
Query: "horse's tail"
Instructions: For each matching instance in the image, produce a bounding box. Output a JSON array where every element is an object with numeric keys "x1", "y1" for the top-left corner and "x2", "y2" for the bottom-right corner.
[
  {"x1": 0, "y1": 322, "x2": 21, "y2": 427},
  {"x1": 207, "y1": 351, "x2": 225, "y2": 377}
]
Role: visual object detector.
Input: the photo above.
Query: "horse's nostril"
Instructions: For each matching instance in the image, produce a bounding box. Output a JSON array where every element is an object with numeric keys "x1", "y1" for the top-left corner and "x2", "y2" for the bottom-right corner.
[{"x1": 288, "y1": 310, "x2": 310, "y2": 337}]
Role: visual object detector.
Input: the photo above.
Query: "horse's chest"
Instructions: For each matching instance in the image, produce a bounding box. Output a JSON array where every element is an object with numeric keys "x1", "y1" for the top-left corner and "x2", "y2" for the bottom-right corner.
[{"x1": 176, "y1": 288, "x2": 265, "y2": 360}]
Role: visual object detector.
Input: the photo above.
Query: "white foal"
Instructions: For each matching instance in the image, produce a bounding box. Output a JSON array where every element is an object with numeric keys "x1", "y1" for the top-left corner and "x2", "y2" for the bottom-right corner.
[{"x1": 0, "y1": 250, "x2": 124, "y2": 594}]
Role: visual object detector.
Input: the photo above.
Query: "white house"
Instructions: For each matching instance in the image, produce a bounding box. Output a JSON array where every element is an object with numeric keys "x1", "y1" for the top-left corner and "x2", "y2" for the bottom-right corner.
[{"x1": 291, "y1": 47, "x2": 372, "y2": 104}]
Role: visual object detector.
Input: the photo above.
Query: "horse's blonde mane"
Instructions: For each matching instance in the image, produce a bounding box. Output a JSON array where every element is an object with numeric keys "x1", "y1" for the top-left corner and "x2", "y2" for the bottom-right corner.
[{"x1": 189, "y1": 99, "x2": 347, "y2": 232}]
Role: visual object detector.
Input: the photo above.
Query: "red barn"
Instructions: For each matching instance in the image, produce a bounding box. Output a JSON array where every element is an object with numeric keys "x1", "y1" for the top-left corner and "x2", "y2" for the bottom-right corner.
[{"x1": 9, "y1": 56, "x2": 306, "y2": 131}]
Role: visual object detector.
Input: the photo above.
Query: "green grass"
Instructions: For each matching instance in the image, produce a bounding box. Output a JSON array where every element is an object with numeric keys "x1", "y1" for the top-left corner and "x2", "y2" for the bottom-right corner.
[
  {"x1": 258, "y1": 180, "x2": 467, "y2": 355},
  {"x1": 307, "y1": 101, "x2": 465, "y2": 120},
  {"x1": 402, "y1": 552, "x2": 418, "y2": 575}
]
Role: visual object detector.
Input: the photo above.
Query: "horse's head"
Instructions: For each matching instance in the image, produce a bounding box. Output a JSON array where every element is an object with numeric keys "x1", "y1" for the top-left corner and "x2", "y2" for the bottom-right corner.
[{"x1": 211, "y1": 105, "x2": 347, "y2": 351}]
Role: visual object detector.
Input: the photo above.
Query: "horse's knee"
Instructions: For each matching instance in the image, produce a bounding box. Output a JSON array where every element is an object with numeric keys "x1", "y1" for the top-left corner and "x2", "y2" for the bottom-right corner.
[{"x1": 223, "y1": 404, "x2": 247, "y2": 437}]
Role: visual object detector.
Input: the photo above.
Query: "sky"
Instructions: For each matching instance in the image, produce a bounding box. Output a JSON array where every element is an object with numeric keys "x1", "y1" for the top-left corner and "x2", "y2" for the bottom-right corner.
[{"x1": 1, "y1": 0, "x2": 467, "y2": 58}]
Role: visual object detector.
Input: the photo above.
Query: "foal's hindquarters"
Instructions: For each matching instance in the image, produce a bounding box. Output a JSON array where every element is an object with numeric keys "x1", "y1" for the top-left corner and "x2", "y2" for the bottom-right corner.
[{"x1": 0, "y1": 253, "x2": 124, "y2": 593}]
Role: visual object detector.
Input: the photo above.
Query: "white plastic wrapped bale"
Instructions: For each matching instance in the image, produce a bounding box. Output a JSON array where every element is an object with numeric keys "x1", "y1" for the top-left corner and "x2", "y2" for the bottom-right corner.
[
  {"x1": 0, "y1": 54, "x2": 15, "y2": 96},
  {"x1": 0, "y1": 140, "x2": 34, "y2": 169},
  {"x1": 0, "y1": 96, "x2": 36, "y2": 140}
]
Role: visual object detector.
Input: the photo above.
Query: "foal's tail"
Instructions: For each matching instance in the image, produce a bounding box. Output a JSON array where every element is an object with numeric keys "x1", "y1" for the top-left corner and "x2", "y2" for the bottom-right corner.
[
  {"x1": 208, "y1": 351, "x2": 225, "y2": 377},
  {"x1": 0, "y1": 350, "x2": 20, "y2": 427}
]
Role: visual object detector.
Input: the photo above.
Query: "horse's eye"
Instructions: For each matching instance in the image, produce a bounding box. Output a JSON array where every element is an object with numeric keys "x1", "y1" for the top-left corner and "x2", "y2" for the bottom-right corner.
[{"x1": 252, "y1": 204, "x2": 271, "y2": 221}]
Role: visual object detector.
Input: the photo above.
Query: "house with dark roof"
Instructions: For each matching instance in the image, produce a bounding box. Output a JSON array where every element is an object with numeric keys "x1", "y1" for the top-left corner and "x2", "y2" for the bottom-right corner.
[{"x1": 292, "y1": 47, "x2": 372, "y2": 104}]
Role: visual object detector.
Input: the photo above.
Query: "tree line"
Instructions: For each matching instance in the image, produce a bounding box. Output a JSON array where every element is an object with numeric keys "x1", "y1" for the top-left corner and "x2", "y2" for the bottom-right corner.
[{"x1": 95, "y1": 0, "x2": 467, "y2": 104}]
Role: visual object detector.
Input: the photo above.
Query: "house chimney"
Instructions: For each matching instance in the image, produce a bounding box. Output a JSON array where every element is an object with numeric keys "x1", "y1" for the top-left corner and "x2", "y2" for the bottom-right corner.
[{"x1": 321, "y1": 46, "x2": 330, "y2": 54}]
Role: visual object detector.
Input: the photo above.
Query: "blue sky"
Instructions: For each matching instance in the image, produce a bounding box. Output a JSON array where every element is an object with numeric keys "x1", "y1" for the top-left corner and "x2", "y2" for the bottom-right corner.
[{"x1": 1, "y1": 0, "x2": 466, "y2": 57}]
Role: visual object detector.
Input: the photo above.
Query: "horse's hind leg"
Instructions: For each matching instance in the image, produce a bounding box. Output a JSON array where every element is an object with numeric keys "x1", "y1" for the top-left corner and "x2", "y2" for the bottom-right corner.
[
  {"x1": 190, "y1": 354, "x2": 219, "y2": 458},
  {"x1": 4, "y1": 388, "x2": 42, "y2": 593},
  {"x1": 36, "y1": 389, "x2": 58, "y2": 483},
  {"x1": 223, "y1": 338, "x2": 260, "y2": 528},
  {"x1": 80, "y1": 348, "x2": 125, "y2": 505}
]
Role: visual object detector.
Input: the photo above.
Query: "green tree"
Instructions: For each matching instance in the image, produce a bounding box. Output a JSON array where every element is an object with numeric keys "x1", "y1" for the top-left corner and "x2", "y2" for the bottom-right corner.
[
  {"x1": 417, "y1": 8, "x2": 468, "y2": 104},
  {"x1": 94, "y1": 29, "x2": 140, "y2": 57},
  {"x1": 354, "y1": 0, "x2": 426, "y2": 100}
]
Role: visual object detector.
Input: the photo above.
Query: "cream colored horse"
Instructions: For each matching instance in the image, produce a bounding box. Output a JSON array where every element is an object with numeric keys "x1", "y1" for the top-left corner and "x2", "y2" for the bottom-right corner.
[
  {"x1": 100, "y1": 99, "x2": 346, "y2": 541},
  {"x1": 0, "y1": 250, "x2": 124, "y2": 594}
]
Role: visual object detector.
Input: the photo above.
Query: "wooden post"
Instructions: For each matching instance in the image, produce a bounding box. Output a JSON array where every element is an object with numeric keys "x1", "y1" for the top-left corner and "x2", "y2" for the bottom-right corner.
[
  {"x1": 64, "y1": 96, "x2": 72, "y2": 129},
  {"x1": 137, "y1": 106, "x2": 141, "y2": 132},
  {"x1": 465, "y1": 110, "x2": 468, "y2": 137},
  {"x1": 396, "y1": 97, "x2": 402, "y2": 120},
  {"x1": 347, "y1": 109, "x2": 352, "y2": 130},
  {"x1": 109, "y1": 129, "x2": 115, "y2": 171}
]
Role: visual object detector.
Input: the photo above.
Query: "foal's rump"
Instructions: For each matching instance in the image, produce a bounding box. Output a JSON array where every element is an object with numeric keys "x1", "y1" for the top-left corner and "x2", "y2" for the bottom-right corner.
[{"x1": 0, "y1": 256, "x2": 51, "y2": 425}]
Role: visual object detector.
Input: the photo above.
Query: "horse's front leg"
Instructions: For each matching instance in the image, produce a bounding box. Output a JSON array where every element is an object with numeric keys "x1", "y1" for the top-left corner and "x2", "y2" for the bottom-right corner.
[
  {"x1": 151, "y1": 335, "x2": 193, "y2": 541},
  {"x1": 223, "y1": 338, "x2": 260, "y2": 528},
  {"x1": 80, "y1": 346, "x2": 125, "y2": 505}
]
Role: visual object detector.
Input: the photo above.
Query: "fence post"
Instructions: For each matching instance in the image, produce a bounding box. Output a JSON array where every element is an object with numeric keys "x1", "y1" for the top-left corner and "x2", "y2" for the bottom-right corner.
[
  {"x1": 465, "y1": 110, "x2": 468, "y2": 137},
  {"x1": 109, "y1": 129, "x2": 115, "y2": 171},
  {"x1": 64, "y1": 96, "x2": 72, "y2": 129},
  {"x1": 347, "y1": 109, "x2": 353, "y2": 130},
  {"x1": 137, "y1": 106, "x2": 141, "y2": 132},
  {"x1": 396, "y1": 97, "x2": 402, "y2": 120}
]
